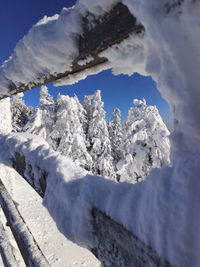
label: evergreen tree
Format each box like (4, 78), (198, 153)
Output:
(10, 93), (33, 132)
(118, 99), (170, 183)
(24, 86), (56, 147)
(82, 94), (93, 139)
(74, 94), (86, 127)
(50, 94), (92, 170)
(87, 90), (116, 179)
(108, 108), (124, 164)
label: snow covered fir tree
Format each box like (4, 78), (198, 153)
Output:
(24, 85), (56, 149)
(108, 108), (124, 181)
(11, 93), (33, 132)
(83, 90), (116, 179)
(50, 93), (92, 170)
(118, 99), (170, 183)
(10, 86), (170, 183)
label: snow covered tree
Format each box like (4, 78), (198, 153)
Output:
(82, 94), (93, 138)
(10, 93), (33, 132)
(74, 94), (87, 127)
(24, 86), (56, 147)
(108, 108), (124, 175)
(50, 94), (92, 170)
(118, 99), (170, 183)
(86, 90), (116, 179)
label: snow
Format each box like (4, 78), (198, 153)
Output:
(0, 98), (12, 134)
(117, 0), (200, 265)
(0, 156), (100, 267)
(78, 56), (94, 66)
(50, 1), (200, 266)
(100, 32), (147, 77)
(11, 93), (33, 132)
(0, 131), (170, 261)
(0, 6), (80, 95)
(108, 108), (123, 166)
(0, 0), (118, 95)
(24, 85), (56, 149)
(84, 90), (116, 179)
(0, 0), (200, 266)
(76, 0), (119, 17)
(54, 61), (111, 86)
(50, 93), (93, 170)
(118, 98), (170, 183)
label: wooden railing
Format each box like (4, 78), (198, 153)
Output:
(0, 2), (144, 100)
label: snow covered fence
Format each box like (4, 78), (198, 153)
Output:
(0, 132), (172, 266)
(0, 2), (143, 99)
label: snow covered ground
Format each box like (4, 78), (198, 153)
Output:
(0, 163), (100, 267)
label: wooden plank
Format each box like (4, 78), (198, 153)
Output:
(0, 179), (50, 267)
(0, 219), (18, 267)
(0, 2), (144, 100)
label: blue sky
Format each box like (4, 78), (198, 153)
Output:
(0, 0), (172, 128)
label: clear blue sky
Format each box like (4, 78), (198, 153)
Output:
(0, 0), (172, 128)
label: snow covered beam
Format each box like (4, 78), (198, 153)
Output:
(0, 179), (50, 266)
(0, 2), (143, 99)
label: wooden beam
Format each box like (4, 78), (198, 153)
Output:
(0, 219), (18, 267)
(0, 179), (50, 267)
(0, 2), (144, 99)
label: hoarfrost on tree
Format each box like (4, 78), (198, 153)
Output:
(24, 85), (56, 148)
(118, 99), (170, 183)
(108, 108), (124, 178)
(86, 90), (116, 179)
(50, 93), (92, 170)
(11, 93), (33, 132)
